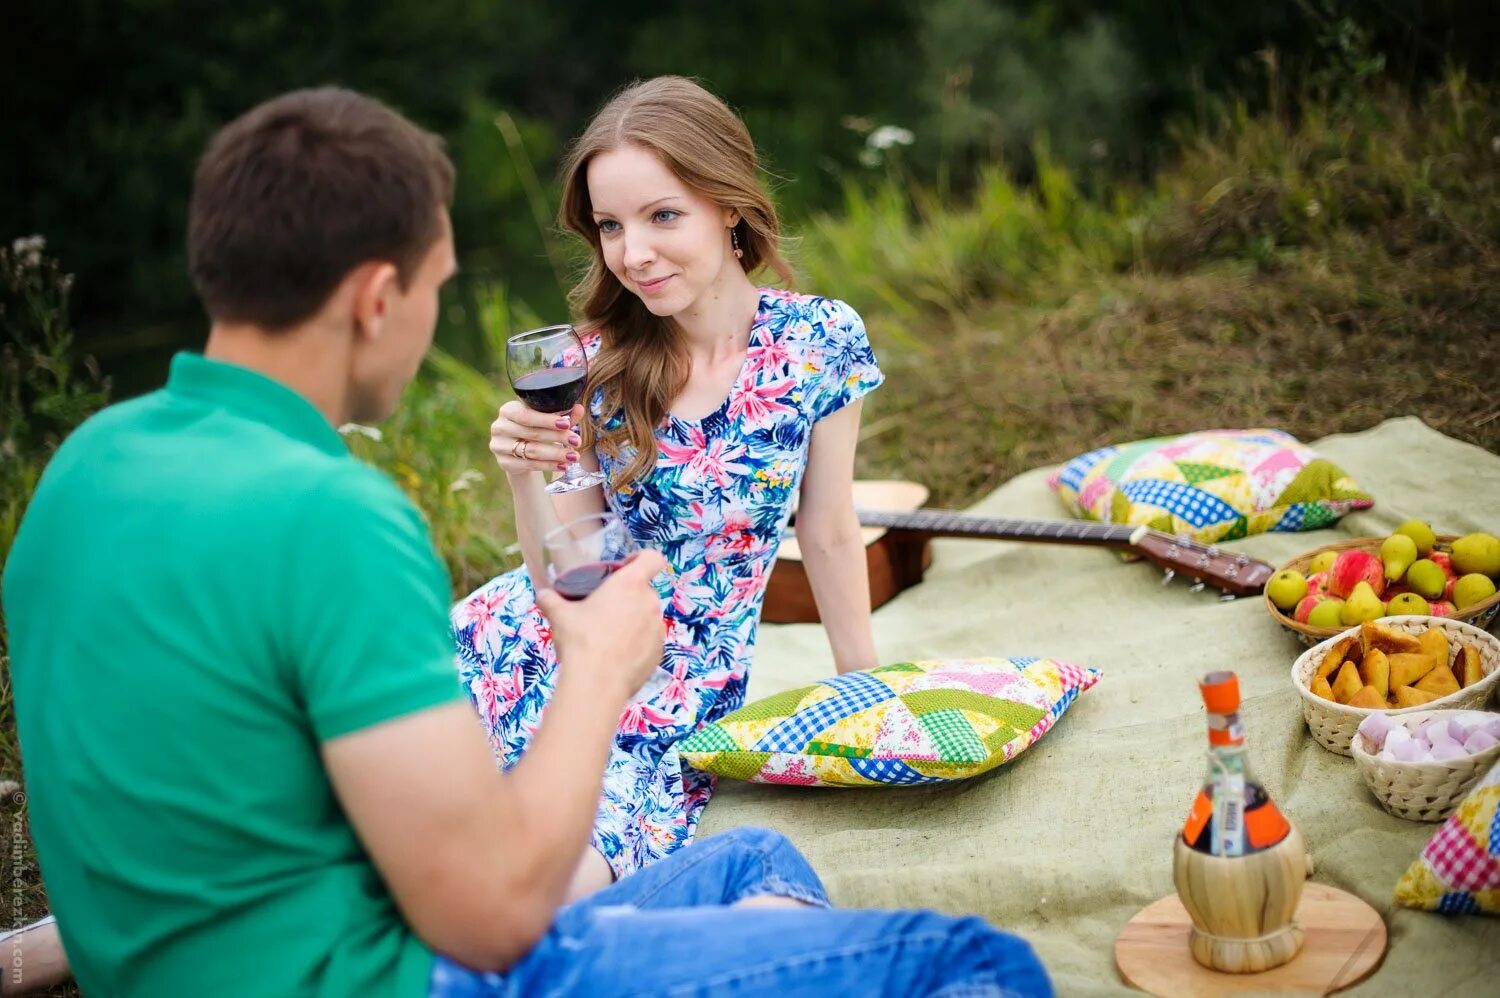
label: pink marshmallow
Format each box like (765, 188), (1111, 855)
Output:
(1421, 718), (1450, 742)
(1463, 730), (1499, 754)
(1386, 726), (1414, 750)
(1357, 712), (1397, 748)
(1484, 718), (1500, 740)
(1447, 719), (1470, 742)
(1392, 740), (1426, 762)
(1430, 742), (1469, 762)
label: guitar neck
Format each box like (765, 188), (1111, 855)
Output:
(856, 508), (1140, 549)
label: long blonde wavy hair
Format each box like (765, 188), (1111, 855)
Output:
(559, 76), (794, 486)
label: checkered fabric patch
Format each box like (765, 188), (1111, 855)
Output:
(847, 757), (943, 785)
(755, 672), (891, 753)
(1395, 759), (1500, 915)
(920, 709), (989, 763)
(678, 657), (1101, 788)
(1425, 822), (1500, 893)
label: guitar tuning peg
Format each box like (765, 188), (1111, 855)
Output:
(1188, 581), (1206, 593)
(1160, 569), (1176, 586)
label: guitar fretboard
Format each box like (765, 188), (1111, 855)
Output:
(855, 508), (1138, 547)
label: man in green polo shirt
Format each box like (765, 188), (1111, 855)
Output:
(2, 86), (669, 995)
(4, 87), (1051, 998)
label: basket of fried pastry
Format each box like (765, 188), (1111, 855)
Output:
(1290, 615), (1499, 756)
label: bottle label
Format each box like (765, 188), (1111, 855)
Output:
(1216, 774), (1246, 856)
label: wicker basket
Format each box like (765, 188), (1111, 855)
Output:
(1265, 535), (1500, 648)
(1350, 709), (1500, 821)
(1290, 615), (1500, 756)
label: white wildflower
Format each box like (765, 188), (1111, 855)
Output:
(867, 125), (914, 151)
(448, 469), (485, 493)
(338, 423), (383, 442)
(1304, 199), (1321, 218)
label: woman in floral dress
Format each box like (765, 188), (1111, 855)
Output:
(451, 77), (883, 894)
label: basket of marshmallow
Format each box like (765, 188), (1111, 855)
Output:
(1349, 709), (1500, 821)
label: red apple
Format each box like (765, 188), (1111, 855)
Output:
(1293, 595), (1323, 624)
(1430, 551), (1458, 580)
(1429, 600), (1457, 617)
(1306, 571), (1331, 596)
(1328, 549), (1386, 599)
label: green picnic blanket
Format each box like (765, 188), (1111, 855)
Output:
(697, 417), (1500, 996)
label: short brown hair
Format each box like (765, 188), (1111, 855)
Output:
(188, 87), (454, 330)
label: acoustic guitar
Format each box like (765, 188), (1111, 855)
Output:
(764, 480), (1277, 625)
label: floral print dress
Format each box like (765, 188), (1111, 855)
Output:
(451, 289), (883, 877)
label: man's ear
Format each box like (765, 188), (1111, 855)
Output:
(351, 261), (399, 342)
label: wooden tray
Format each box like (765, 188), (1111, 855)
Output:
(1116, 883), (1387, 997)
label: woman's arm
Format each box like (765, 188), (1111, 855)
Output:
(491, 401), (607, 586)
(795, 399), (880, 674)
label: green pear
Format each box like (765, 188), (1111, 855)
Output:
(1450, 532), (1500, 578)
(1308, 550), (1338, 575)
(1386, 592), (1431, 616)
(1266, 569), (1308, 611)
(1379, 533), (1418, 582)
(1307, 599), (1346, 629)
(1405, 559), (1447, 600)
(1393, 519), (1436, 556)
(1453, 573), (1498, 610)
(1340, 581), (1385, 625)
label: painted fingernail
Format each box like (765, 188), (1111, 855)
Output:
(567, 433), (582, 446)
(556, 462), (568, 471)
(554, 417), (571, 429)
(566, 451), (579, 462)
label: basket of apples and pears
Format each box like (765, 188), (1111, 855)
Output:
(1264, 522), (1500, 647)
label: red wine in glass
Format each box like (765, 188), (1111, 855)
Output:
(512, 366), (586, 414)
(506, 323), (605, 494)
(544, 513), (637, 601)
(551, 560), (625, 600)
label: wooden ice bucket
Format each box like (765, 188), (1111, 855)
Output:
(1170, 824), (1309, 973)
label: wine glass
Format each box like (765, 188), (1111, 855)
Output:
(505, 323), (605, 494)
(543, 512), (639, 600)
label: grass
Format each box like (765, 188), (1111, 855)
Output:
(2, 74), (1498, 992)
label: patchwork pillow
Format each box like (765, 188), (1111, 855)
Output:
(1047, 428), (1373, 545)
(1394, 756), (1500, 916)
(678, 657), (1100, 787)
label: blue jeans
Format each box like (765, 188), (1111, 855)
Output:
(429, 826), (1052, 997)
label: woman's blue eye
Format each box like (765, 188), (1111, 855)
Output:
(652, 209), (680, 223)
(597, 219), (621, 233)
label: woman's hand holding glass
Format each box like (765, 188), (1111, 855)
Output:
(489, 400), (584, 477)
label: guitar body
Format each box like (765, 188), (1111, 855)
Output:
(764, 481), (932, 624)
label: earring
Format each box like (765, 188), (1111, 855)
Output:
(730, 225), (744, 259)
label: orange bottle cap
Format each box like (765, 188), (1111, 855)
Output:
(1200, 671), (1240, 714)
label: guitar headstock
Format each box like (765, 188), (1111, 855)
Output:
(1133, 530), (1276, 598)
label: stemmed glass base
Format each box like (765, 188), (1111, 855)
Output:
(546, 468), (606, 494)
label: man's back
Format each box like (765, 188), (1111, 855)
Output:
(5, 353), (462, 996)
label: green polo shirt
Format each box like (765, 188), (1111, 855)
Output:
(4, 353), (464, 997)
